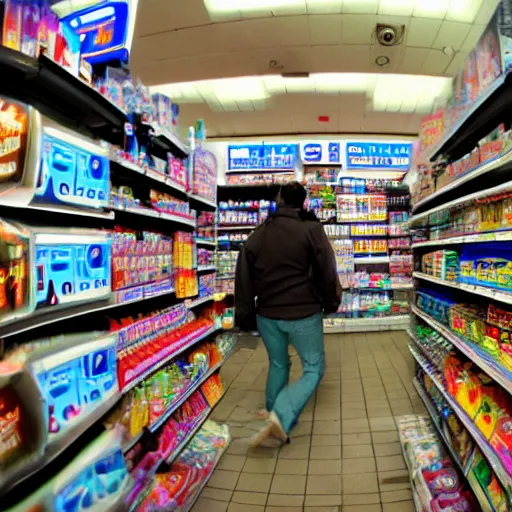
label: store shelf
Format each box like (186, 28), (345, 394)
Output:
(0, 201), (116, 221)
(198, 265), (216, 273)
(110, 204), (197, 229)
(420, 72), (511, 165)
(196, 238), (217, 247)
(152, 128), (190, 160)
(189, 194), (218, 211)
(149, 347), (236, 434)
(111, 157), (188, 197)
(0, 47), (127, 146)
(1, 391), (122, 497)
(398, 422), (423, 512)
(414, 272), (512, 305)
(353, 256), (390, 264)
(187, 296), (214, 308)
(218, 225), (257, 231)
(408, 342), (512, 498)
(410, 173), (512, 227)
(181, 436), (232, 512)
(411, 230), (512, 249)
(411, 305), (512, 394)
(122, 325), (219, 393)
(353, 284), (414, 291)
(324, 315), (409, 333)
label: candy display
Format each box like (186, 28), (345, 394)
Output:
(111, 303), (214, 390)
(353, 239), (388, 256)
(137, 420), (231, 512)
(216, 251), (238, 278)
(336, 194), (387, 222)
(197, 211), (216, 242)
(198, 272), (215, 298)
(351, 224), (387, 237)
(226, 172), (295, 186)
(421, 250), (459, 281)
(219, 200), (276, 227)
(397, 415), (477, 511)
(324, 224), (350, 238)
(174, 232), (198, 299)
(150, 190), (193, 219)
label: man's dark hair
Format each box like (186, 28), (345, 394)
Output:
(280, 182), (307, 209)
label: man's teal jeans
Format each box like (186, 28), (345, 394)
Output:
(256, 312), (325, 434)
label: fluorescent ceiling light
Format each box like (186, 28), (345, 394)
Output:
(204, 0), (484, 21)
(151, 73), (451, 114)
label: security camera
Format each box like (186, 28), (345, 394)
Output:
(376, 24), (404, 46)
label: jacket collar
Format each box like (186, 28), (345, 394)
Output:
(275, 206), (301, 219)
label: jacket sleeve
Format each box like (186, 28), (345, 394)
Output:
(309, 223), (342, 314)
(234, 245), (257, 331)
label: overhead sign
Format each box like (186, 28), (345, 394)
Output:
(300, 141), (341, 165)
(227, 144), (298, 171)
(346, 142), (412, 170)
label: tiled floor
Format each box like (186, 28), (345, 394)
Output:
(193, 331), (426, 512)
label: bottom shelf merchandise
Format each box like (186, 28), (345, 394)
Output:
(126, 374), (227, 507)
(397, 415), (478, 511)
(137, 420), (231, 511)
(323, 315), (410, 333)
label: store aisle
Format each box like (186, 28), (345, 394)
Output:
(191, 331), (426, 512)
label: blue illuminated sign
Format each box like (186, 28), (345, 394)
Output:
(35, 242), (112, 307)
(227, 144), (298, 171)
(59, 0), (137, 65)
(36, 134), (110, 209)
(300, 141), (341, 165)
(346, 142), (412, 170)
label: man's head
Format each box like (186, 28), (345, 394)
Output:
(280, 182), (307, 209)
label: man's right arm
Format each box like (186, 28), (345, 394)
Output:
(309, 223), (342, 314)
(234, 244), (257, 331)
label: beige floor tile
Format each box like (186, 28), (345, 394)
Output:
(376, 455), (407, 472)
(382, 501), (416, 512)
(308, 459), (342, 475)
(311, 434), (341, 446)
(227, 504), (264, 512)
(244, 457), (277, 474)
(208, 470), (240, 490)
(266, 494), (304, 507)
(342, 457), (376, 474)
(304, 494), (342, 506)
(231, 491), (268, 505)
(192, 498), (229, 512)
(310, 445), (341, 460)
(236, 473), (272, 493)
(378, 470), (411, 492)
(343, 505), (382, 512)
(342, 473), (379, 494)
(270, 475), (307, 495)
(219, 455), (246, 472)
(372, 431), (399, 444)
(278, 443), (310, 460)
(306, 474), (342, 495)
(342, 418), (370, 433)
(342, 493), (380, 505)
(291, 421), (312, 436)
(373, 442), (402, 457)
(380, 489), (413, 503)
(313, 421), (341, 435)
(342, 444), (374, 458)
(341, 409), (368, 419)
(200, 488), (233, 502)
(342, 433), (372, 445)
(369, 417), (397, 432)
(314, 408), (340, 421)
(304, 508), (340, 512)
(275, 458), (308, 475)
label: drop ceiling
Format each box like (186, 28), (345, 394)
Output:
(131, 0), (500, 138)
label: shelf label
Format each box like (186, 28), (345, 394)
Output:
(227, 144), (298, 170)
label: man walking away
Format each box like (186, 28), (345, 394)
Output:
(235, 182), (341, 446)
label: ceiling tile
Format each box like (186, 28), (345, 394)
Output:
(244, 18), (283, 48)
(460, 23), (486, 51)
(444, 51), (468, 76)
(398, 47), (429, 74)
(275, 16), (311, 46)
(474, 0), (501, 25)
(309, 15), (343, 45)
(405, 18), (442, 48)
(131, 30), (184, 62)
(422, 48), (452, 75)
(369, 44), (403, 72)
(445, 0), (484, 23)
(378, 0), (414, 16)
(432, 21), (471, 51)
(341, 14), (377, 44)
(338, 115), (363, 132)
(272, 0), (307, 15)
(135, 0), (212, 36)
(307, 0), (343, 14)
(342, 0), (379, 14)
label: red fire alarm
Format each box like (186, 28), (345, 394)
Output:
(318, 115), (330, 123)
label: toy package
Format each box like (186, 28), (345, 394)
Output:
(422, 250), (459, 281)
(174, 232), (198, 299)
